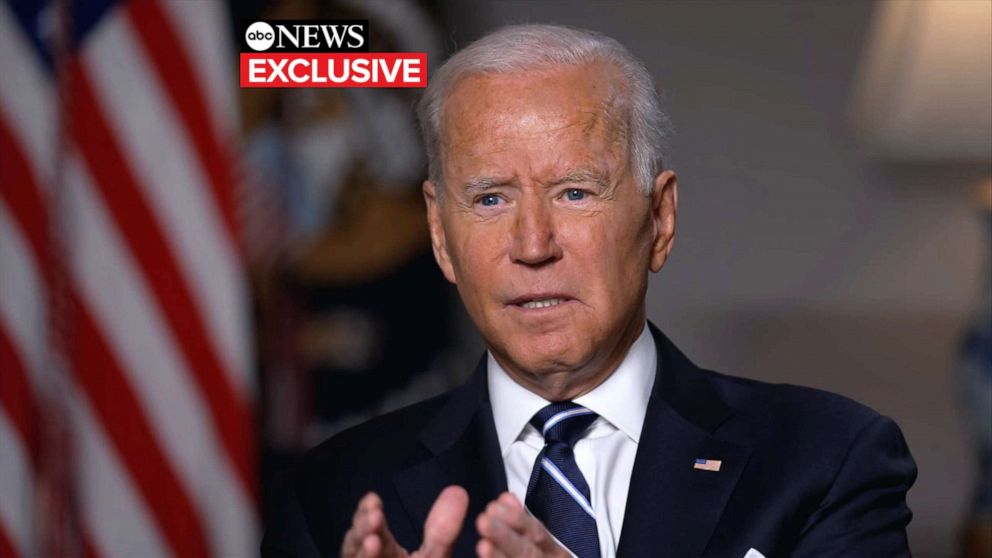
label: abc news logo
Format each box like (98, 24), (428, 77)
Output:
(241, 20), (369, 53)
(238, 19), (426, 88)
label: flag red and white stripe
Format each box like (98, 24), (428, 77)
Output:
(0, 1), (257, 556)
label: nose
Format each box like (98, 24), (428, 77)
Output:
(509, 195), (563, 265)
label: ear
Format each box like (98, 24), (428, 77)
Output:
(423, 180), (458, 284)
(649, 170), (678, 273)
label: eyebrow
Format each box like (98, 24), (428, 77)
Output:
(462, 176), (508, 195)
(460, 168), (609, 195)
(550, 168), (609, 188)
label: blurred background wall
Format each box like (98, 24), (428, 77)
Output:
(2, 1), (988, 557)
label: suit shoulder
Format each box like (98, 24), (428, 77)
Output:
(699, 368), (911, 494)
(294, 391), (451, 484)
(691, 370), (915, 555)
(268, 391), (459, 555)
(698, 367), (885, 434)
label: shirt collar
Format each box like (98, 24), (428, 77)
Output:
(488, 322), (656, 456)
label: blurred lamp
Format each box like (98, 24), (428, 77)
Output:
(850, 0), (992, 161)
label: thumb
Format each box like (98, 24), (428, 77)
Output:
(417, 485), (469, 557)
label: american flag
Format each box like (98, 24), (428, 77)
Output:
(0, 1), (257, 556)
(693, 458), (722, 472)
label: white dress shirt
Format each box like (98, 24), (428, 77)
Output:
(488, 323), (656, 558)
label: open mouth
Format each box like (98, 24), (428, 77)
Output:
(518, 297), (567, 309)
(507, 294), (573, 310)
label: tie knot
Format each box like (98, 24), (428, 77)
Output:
(530, 402), (598, 447)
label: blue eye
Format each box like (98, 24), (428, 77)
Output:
(479, 194), (501, 206)
(565, 189), (586, 201)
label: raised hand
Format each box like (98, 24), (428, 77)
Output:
(341, 486), (469, 558)
(475, 493), (572, 558)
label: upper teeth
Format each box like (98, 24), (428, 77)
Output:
(521, 298), (564, 309)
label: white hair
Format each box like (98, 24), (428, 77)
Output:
(416, 24), (671, 196)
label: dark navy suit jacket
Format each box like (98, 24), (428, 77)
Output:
(261, 324), (917, 557)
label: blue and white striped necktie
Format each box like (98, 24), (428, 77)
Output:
(525, 401), (601, 558)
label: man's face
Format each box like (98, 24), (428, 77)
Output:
(424, 63), (677, 397)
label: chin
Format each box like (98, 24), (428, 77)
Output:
(506, 338), (587, 375)
(481, 314), (595, 372)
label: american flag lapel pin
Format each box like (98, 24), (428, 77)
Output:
(693, 458), (722, 472)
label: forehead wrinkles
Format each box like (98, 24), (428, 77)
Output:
(440, 64), (632, 176)
(449, 117), (621, 189)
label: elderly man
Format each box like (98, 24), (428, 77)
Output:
(262, 24), (916, 558)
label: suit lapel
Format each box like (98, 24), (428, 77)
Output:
(393, 358), (507, 556)
(391, 324), (753, 556)
(617, 324), (754, 556)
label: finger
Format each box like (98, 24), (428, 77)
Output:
(490, 494), (568, 556)
(476, 504), (534, 558)
(345, 493), (407, 558)
(492, 493), (527, 532)
(488, 494), (537, 539)
(475, 537), (512, 558)
(418, 485), (469, 557)
(362, 533), (382, 557)
(368, 509), (403, 556)
(343, 493), (383, 557)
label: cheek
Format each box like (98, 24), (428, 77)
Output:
(561, 213), (650, 293)
(447, 221), (507, 297)
(560, 220), (613, 284)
